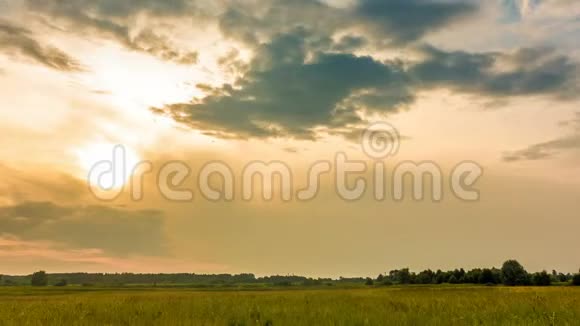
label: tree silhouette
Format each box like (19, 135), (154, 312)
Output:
(31, 271), (48, 287)
(501, 260), (529, 286)
(532, 271), (551, 286)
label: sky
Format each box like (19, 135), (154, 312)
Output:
(0, 0), (579, 277)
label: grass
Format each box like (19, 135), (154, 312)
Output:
(0, 286), (579, 325)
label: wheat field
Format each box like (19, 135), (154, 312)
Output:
(1, 286), (579, 325)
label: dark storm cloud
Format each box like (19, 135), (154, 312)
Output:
(153, 37), (578, 140)
(153, 30), (413, 139)
(20, 0), (483, 66)
(15, 0), (579, 141)
(26, 0), (192, 18)
(218, 0), (345, 46)
(333, 35), (368, 52)
(503, 113), (580, 162)
(355, 0), (478, 44)
(24, 0), (199, 65)
(0, 21), (83, 71)
(0, 202), (167, 256)
(411, 46), (578, 97)
(216, 0), (479, 47)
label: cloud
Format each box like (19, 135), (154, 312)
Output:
(0, 20), (83, 71)
(501, 0), (542, 22)
(503, 134), (580, 161)
(0, 236), (122, 266)
(503, 112), (580, 161)
(135, 29), (199, 64)
(154, 33), (577, 140)
(0, 235), (229, 274)
(218, 0), (345, 46)
(333, 35), (368, 52)
(0, 202), (167, 256)
(21, 0), (481, 64)
(218, 0), (479, 47)
(16, 0), (576, 141)
(26, 0), (193, 18)
(0, 164), (89, 204)
(24, 0), (200, 65)
(411, 45), (578, 98)
(153, 30), (412, 139)
(355, 0), (479, 44)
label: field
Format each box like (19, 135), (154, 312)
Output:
(0, 286), (579, 325)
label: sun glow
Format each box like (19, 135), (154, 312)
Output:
(78, 45), (210, 112)
(76, 143), (141, 190)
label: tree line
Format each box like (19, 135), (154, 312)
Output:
(3, 272), (312, 287)
(372, 260), (579, 287)
(2, 260), (580, 287)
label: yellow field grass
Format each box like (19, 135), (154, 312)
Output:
(0, 286), (579, 325)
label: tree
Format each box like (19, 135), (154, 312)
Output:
(532, 271), (551, 286)
(435, 270), (449, 284)
(416, 270), (435, 284)
(572, 274), (580, 286)
(448, 275), (459, 284)
(558, 273), (570, 283)
(389, 268), (412, 284)
(381, 279), (393, 286)
(501, 260), (529, 286)
(365, 278), (374, 286)
(3, 279), (15, 286)
(54, 279), (68, 287)
(452, 269), (466, 283)
(31, 271), (48, 287)
(464, 269), (482, 284)
(396, 268), (413, 284)
(479, 269), (496, 284)
(376, 274), (385, 282)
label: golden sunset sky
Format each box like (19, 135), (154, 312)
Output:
(0, 0), (579, 276)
